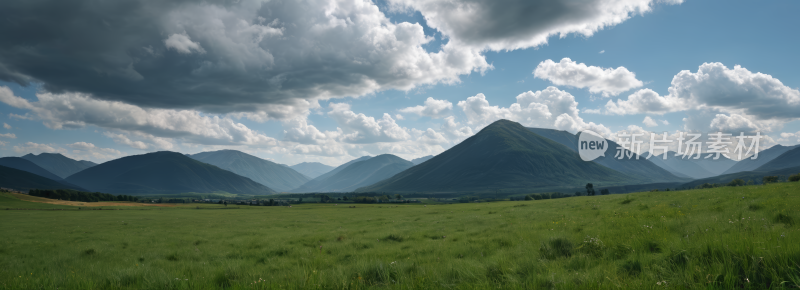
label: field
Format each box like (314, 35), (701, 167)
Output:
(1, 183), (799, 289)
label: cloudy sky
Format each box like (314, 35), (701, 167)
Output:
(1, 0), (798, 166)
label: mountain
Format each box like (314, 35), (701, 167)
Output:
(293, 154), (413, 192)
(358, 120), (646, 193)
(411, 155), (434, 165)
(66, 151), (275, 195)
(189, 150), (308, 192)
(21, 153), (97, 178)
(527, 128), (686, 182)
(0, 157), (64, 181)
(753, 146), (800, 172)
(724, 145), (799, 174)
(656, 151), (718, 179)
(289, 162), (334, 179)
(680, 165), (800, 189)
(291, 156), (372, 193)
(0, 165), (86, 192)
(646, 155), (693, 179)
(691, 155), (737, 175)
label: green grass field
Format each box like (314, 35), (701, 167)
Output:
(1, 183), (799, 289)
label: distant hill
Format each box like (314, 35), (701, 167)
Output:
(289, 162), (334, 179)
(528, 128), (686, 182)
(189, 150), (308, 192)
(66, 151), (275, 195)
(21, 153), (97, 178)
(691, 154), (737, 175)
(291, 156), (371, 193)
(646, 155), (693, 179)
(0, 165), (86, 192)
(358, 120), (645, 193)
(723, 145), (798, 174)
(754, 147), (800, 172)
(0, 157), (64, 181)
(294, 154), (413, 192)
(656, 151), (718, 179)
(680, 165), (800, 189)
(411, 155), (434, 165)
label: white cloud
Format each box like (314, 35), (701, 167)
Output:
(660, 120), (669, 125)
(13, 142), (64, 155)
(605, 88), (686, 115)
(164, 33), (207, 54)
(66, 142), (124, 161)
(8, 113), (32, 120)
(104, 132), (150, 150)
(395, 114), (405, 120)
(328, 103), (412, 144)
(778, 131), (800, 143)
(599, 50), (605, 54)
(457, 86), (612, 136)
(389, 0), (683, 51)
(605, 63), (800, 121)
(3, 123), (10, 129)
(533, 58), (643, 96)
(0, 88), (278, 147)
(0, 133), (15, 139)
(642, 116), (658, 127)
(398, 97), (453, 118)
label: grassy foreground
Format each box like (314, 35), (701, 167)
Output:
(0, 183), (799, 289)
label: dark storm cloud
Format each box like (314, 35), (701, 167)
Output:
(0, 0), (487, 114)
(389, 0), (683, 50)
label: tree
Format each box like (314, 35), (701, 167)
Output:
(395, 194), (403, 200)
(223, 201), (227, 207)
(600, 189), (610, 195)
(524, 195), (533, 201)
(763, 176), (779, 184)
(298, 197), (303, 203)
(586, 183), (595, 196)
(269, 199), (275, 206)
(342, 196), (348, 201)
(727, 179), (745, 187)
(789, 173), (800, 182)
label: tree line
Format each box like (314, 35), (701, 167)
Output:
(28, 189), (138, 202)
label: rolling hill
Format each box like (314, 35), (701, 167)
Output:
(527, 128), (686, 182)
(291, 156), (372, 193)
(189, 150), (308, 192)
(358, 120), (646, 193)
(293, 154), (413, 192)
(722, 144), (798, 174)
(0, 157), (64, 181)
(753, 146), (800, 172)
(0, 165), (86, 192)
(66, 151), (275, 195)
(289, 162), (334, 179)
(411, 155), (434, 165)
(21, 153), (96, 179)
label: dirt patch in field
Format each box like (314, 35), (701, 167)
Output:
(8, 192), (177, 207)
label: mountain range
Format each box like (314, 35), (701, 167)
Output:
(411, 155), (434, 165)
(0, 157), (65, 181)
(722, 144), (799, 174)
(0, 165), (86, 192)
(66, 151), (275, 195)
(291, 156), (372, 193)
(21, 153), (96, 179)
(527, 128), (686, 183)
(289, 162), (334, 179)
(189, 150), (308, 192)
(297, 154), (414, 192)
(753, 146), (800, 172)
(359, 120), (646, 193)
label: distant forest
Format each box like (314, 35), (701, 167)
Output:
(28, 189), (139, 202)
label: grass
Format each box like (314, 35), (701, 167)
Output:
(0, 182), (799, 289)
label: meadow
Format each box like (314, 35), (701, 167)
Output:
(0, 183), (799, 289)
